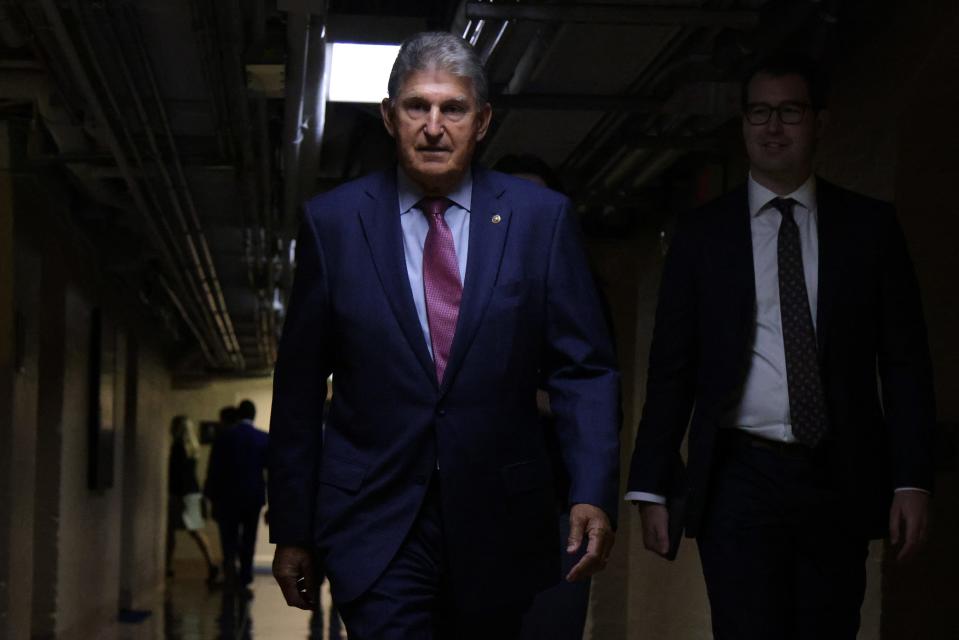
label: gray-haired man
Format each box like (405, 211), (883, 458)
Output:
(268, 31), (621, 638)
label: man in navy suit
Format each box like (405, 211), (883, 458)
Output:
(268, 32), (621, 638)
(205, 399), (269, 593)
(626, 54), (935, 638)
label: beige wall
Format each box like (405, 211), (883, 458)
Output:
(816, 2), (959, 638)
(118, 340), (173, 612)
(585, 226), (714, 640)
(0, 123), (176, 638)
(0, 120), (25, 639)
(53, 287), (125, 637)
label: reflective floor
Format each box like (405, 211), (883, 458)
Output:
(109, 562), (344, 640)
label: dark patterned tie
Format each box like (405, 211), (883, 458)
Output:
(774, 197), (829, 446)
(419, 197), (461, 384)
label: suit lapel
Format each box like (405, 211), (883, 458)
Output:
(440, 166), (511, 395)
(720, 186), (757, 326)
(815, 179), (840, 355)
(357, 170), (438, 387)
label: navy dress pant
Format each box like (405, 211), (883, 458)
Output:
(518, 512), (590, 640)
(697, 432), (869, 640)
(217, 506), (262, 587)
(337, 479), (531, 640)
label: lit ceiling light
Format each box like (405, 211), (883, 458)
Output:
(327, 42), (400, 103)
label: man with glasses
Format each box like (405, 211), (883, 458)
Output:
(626, 53), (935, 638)
(268, 32), (620, 638)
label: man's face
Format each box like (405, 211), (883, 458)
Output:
(742, 72), (824, 186)
(381, 68), (492, 195)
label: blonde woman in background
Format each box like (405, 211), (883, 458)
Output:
(167, 415), (219, 586)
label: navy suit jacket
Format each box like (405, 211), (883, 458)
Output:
(627, 178), (936, 540)
(205, 420), (269, 518)
(268, 166), (620, 609)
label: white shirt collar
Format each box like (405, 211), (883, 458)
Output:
(747, 172), (817, 217)
(397, 166), (473, 216)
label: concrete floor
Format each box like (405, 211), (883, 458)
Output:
(106, 562), (341, 640)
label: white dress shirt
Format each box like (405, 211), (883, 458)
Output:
(627, 174), (924, 505)
(397, 166), (471, 359)
(732, 173), (819, 443)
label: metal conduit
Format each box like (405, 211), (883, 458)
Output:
(187, 0), (234, 161)
(65, 0), (236, 368)
(40, 2), (225, 366)
(33, 0), (222, 365)
(226, 0), (274, 367)
(294, 12), (327, 213)
(157, 274), (217, 366)
(116, 4), (246, 369)
(281, 9), (310, 229)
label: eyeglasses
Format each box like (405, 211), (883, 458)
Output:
(744, 102), (810, 125)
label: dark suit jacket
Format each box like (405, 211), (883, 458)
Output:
(627, 178), (936, 540)
(204, 420), (269, 518)
(268, 166), (620, 609)
(169, 442), (200, 497)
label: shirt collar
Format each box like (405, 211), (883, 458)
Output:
(397, 165), (473, 215)
(747, 172), (817, 217)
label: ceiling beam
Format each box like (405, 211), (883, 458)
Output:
(465, 3), (760, 29)
(625, 135), (720, 151)
(492, 93), (660, 112)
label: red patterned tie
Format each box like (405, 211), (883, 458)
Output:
(419, 197), (462, 384)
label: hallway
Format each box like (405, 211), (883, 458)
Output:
(107, 563), (338, 640)
(3, 1), (959, 638)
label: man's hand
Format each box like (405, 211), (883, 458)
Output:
(565, 503), (615, 582)
(889, 491), (930, 563)
(273, 544), (318, 610)
(638, 502), (670, 557)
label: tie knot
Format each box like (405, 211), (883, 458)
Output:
(771, 197), (797, 221)
(418, 197), (453, 223)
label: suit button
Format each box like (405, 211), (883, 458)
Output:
(437, 408), (446, 416)
(414, 474), (427, 485)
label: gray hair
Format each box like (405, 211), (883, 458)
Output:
(387, 31), (489, 106)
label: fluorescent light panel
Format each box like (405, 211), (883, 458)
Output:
(328, 42), (400, 103)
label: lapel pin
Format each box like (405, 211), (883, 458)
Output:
(491, 214), (502, 224)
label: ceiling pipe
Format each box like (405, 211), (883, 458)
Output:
(293, 12), (328, 215)
(479, 19), (510, 65)
(225, 0), (274, 367)
(81, 1), (238, 368)
(561, 23), (700, 178)
(33, 0), (221, 365)
(188, 0), (274, 367)
(117, 3), (246, 369)
(279, 3), (310, 231)
(157, 273), (217, 366)
(575, 0), (807, 198)
(478, 19), (560, 166)
(278, 1), (328, 235)
(49, 5), (226, 366)
(464, 3), (760, 29)
(187, 0), (234, 161)
(254, 93), (277, 367)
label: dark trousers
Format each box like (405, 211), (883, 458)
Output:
(518, 511), (590, 640)
(217, 506), (262, 586)
(338, 480), (531, 640)
(697, 432), (869, 640)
